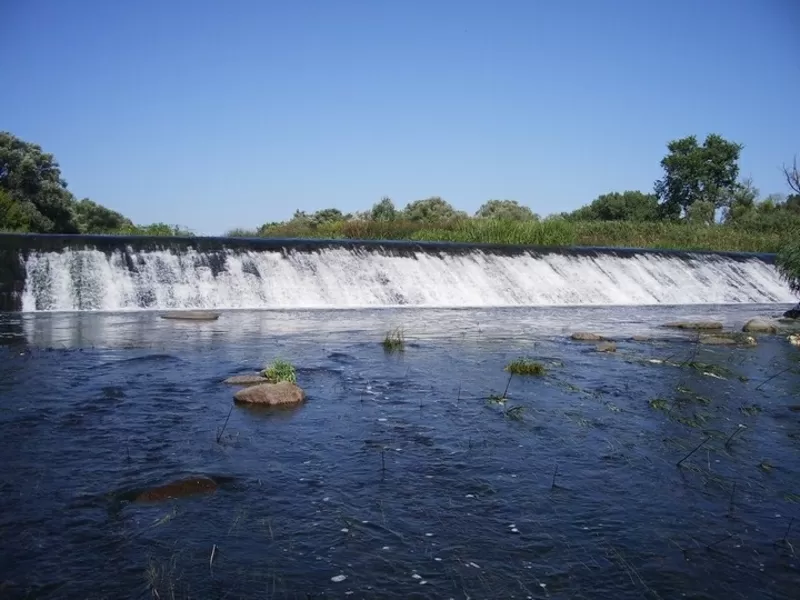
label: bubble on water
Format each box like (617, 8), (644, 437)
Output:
(412, 573), (422, 580)
(340, 528), (349, 533)
(331, 574), (347, 583)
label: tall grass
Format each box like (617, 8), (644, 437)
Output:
(251, 218), (796, 253)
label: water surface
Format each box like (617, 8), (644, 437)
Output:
(1, 306), (798, 599)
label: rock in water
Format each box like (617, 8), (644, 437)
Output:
(699, 333), (757, 347)
(789, 333), (800, 347)
(663, 321), (723, 330)
(223, 374), (268, 386)
(234, 381), (306, 406)
(742, 318), (779, 334)
(570, 332), (604, 341)
(160, 311), (221, 321)
(134, 476), (218, 503)
(784, 304), (800, 319)
(596, 342), (617, 353)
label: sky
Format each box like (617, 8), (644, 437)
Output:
(2, 0), (799, 235)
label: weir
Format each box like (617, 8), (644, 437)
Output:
(0, 233), (794, 312)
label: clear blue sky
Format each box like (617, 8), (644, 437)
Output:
(2, 0), (799, 235)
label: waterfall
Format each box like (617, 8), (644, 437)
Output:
(13, 242), (794, 312)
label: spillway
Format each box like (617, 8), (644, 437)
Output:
(0, 234), (793, 312)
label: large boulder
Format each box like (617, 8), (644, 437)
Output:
(234, 381), (306, 406)
(742, 318), (779, 334)
(784, 304), (800, 319)
(571, 332), (604, 341)
(663, 321), (723, 330)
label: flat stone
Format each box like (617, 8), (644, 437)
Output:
(223, 374), (268, 386)
(596, 342), (617, 353)
(663, 321), (724, 330)
(160, 310), (221, 321)
(571, 332), (604, 341)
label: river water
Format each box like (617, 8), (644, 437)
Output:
(1, 305), (798, 599)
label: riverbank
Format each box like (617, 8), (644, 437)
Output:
(233, 219), (794, 254)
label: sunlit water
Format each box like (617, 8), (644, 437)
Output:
(1, 305), (798, 599)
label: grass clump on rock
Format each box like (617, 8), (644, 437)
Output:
(504, 358), (547, 376)
(262, 359), (296, 384)
(382, 328), (405, 352)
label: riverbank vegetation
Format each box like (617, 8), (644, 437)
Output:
(2, 130), (798, 257)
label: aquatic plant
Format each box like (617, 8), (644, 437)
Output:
(382, 328), (405, 352)
(504, 358), (547, 376)
(262, 358), (297, 383)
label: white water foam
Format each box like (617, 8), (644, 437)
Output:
(19, 246), (795, 312)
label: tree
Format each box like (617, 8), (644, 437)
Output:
(568, 191), (659, 222)
(654, 134), (743, 219)
(73, 198), (133, 233)
(721, 178), (759, 223)
(0, 189), (31, 231)
(783, 156), (800, 195)
(776, 239), (800, 296)
(402, 197), (467, 222)
(475, 199), (538, 221)
(310, 208), (348, 226)
(0, 131), (79, 233)
(369, 197), (397, 221)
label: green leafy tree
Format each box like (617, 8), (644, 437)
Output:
(685, 199), (715, 225)
(370, 196), (398, 221)
(310, 208), (348, 226)
(402, 197), (467, 222)
(0, 131), (79, 233)
(654, 134), (743, 219)
(722, 178), (758, 223)
(73, 198), (133, 233)
(776, 240), (800, 296)
(0, 189), (31, 231)
(475, 199), (538, 221)
(569, 191), (659, 222)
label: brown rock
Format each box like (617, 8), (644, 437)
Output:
(223, 374), (267, 386)
(571, 332), (604, 341)
(134, 476), (218, 503)
(742, 318), (778, 334)
(160, 310), (221, 321)
(596, 342), (617, 353)
(631, 335), (651, 342)
(234, 381), (306, 406)
(663, 321), (723, 330)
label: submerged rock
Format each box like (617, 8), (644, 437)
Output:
(234, 381), (306, 406)
(742, 318), (779, 334)
(570, 332), (604, 341)
(663, 321), (723, 331)
(596, 342), (617, 353)
(631, 335), (652, 342)
(699, 333), (757, 347)
(223, 374), (268, 386)
(789, 333), (800, 347)
(134, 476), (218, 503)
(160, 310), (221, 321)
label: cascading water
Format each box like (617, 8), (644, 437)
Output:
(15, 243), (795, 312)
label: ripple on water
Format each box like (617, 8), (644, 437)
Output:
(0, 306), (798, 598)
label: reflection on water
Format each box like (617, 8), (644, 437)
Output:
(0, 303), (794, 349)
(0, 306), (798, 599)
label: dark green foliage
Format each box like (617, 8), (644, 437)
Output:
(0, 189), (31, 232)
(654, 134), (743, 219)
(504, 358), (547, 376)
(73, 198), (134, 233)
(567, 191), (659, 222)
(370, 197), (397, 221)
(475, 199), (538, 221)
(0, 131), (79, 233)
(382, 328), (405, 352)
(402, 197), (467, 222)
(776, 239), (800, 295)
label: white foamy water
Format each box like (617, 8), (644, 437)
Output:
(19, 246), (795, 312)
